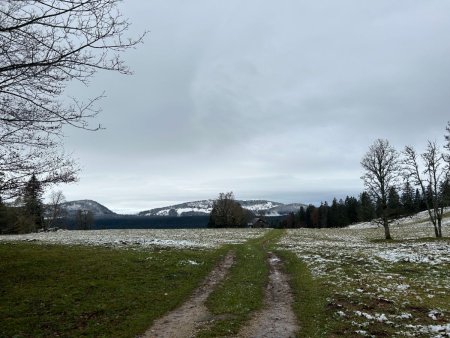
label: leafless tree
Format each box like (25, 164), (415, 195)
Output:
(361, 139), (400, 239)
(0, 0), (145, 197)
(403, 142), (448, 238)
(46, 190), (67, 229)
(208, 192), (248, 228)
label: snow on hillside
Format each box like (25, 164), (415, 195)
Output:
(139, 200), (214, 216)
(238, 200), (282, 211)
(60, 200), (116, 216)
(348, 208), (450, 230)
(0, 228), (268, 249)
(138, 199), (306, 217)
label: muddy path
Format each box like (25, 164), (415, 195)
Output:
(143, 251), (235, 338)
(238, 252), (299, 338)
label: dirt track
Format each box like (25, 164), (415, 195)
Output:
(144, 250), (298, 338)
(143, 251), (235, 338)
(238, 252), (298, 338)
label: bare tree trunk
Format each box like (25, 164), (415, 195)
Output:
(383, 217), (392, 240)
(433, 222), (439, 238)
(437, 217), (442, 238)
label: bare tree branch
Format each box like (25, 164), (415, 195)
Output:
(361, 139), (400, 239)
(0, 0), (146, 197)
(402, 142), (446, 238)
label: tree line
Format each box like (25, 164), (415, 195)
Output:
(278, 183), (447, 229)
(207, 185), (440, 230)
(0, 175), (94, 234)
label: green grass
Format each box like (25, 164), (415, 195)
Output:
(0, 243), (225, 338)
(276, 246), (450, 337)
(5, 229), (445, 338)
(197, 229), (283, 337)
(275, 249), (331, 338)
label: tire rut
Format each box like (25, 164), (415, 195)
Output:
(142, 251), (235, 338)
(238, 252), (299, 338)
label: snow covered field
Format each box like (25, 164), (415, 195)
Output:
(0, 228), (268, 249)
(279, 221), (450, 337)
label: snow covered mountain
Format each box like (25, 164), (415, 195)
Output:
(60, 200), (116, 216)
(138, 200), (308, 217)
(138, 200), (215, 217)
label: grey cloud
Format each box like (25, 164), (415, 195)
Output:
(58, 0), (450, 212)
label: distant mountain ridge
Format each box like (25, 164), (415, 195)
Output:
(138, 199), (308, 217)
(58, 199), (308, 218)
(60, 200), (116, 216)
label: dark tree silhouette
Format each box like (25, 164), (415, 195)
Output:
(208, 192), (248, 228)
(358, 191), (375, 222)
(401, 181), (415, 214)
(0, 0), (145, 197)
(23, 174), (44, 231)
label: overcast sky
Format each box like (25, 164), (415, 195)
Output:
(56, 0), (450, 213)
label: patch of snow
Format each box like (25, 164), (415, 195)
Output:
(0, 229), (268, 249)
(406, 323), (450, 337)
(396, 313), (413, 320)
(355, 330), (369, 336)
(429, 310), (442, 321)
(179, 259), (200, 266)
(396, 284), (410, 291)
(278, 220), (450, 337)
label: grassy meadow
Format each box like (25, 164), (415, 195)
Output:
(0, 243), (225, 337)
(0, 218), (449, 337)
(279, 223), (450, 337)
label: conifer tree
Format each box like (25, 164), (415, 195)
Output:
(401, 181), (415, 214)
(440, 180), (450, 208)
(414, 188), (425, 212)
(345, 196), (359, 224)
(387, 186), (401, 217)
(296, 206), (306, 227)
(0, 196), (7, 233)
(319, 202), (329, 228)
(336, 199), (349, 227)
(328, 198), (338, 227)
(358, 192), (375, 222)
(23, 174), (44, 231)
